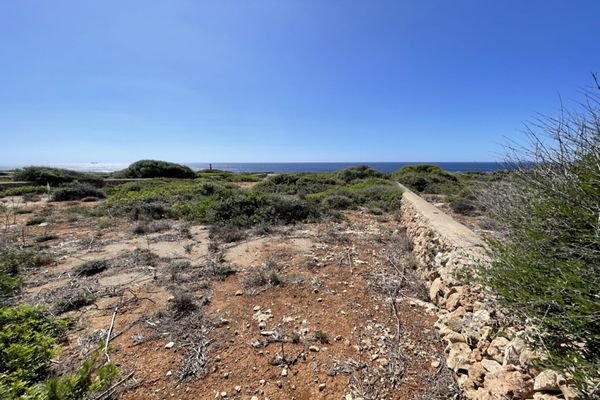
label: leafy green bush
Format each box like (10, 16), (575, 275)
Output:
(50, 183), (105, 202)
(113, 160), (196, 179)
(336, 165), (385, 183)
(480, 87), (600, 396)
(12, 167), (101, 186)
(103, 179), (233, 220)
(308, 178), (403, 211)
(254, 173), (339, 195)
(0, 186), (46, 198)
(196, 169), (262, 182)
(0, 306), (69, 398)
(36, 351), (118, 400)
(0, 249), (35, 302)
(206, 192), (320, 227)
(394, 164), (461, 194)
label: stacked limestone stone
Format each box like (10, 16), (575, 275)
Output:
(399, 188), (578, 400)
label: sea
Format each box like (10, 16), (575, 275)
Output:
(0, 162), (510, 174)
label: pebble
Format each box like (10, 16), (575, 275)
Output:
(253, 306), (261, 311)
(309, 345), (320, 352)
(234, 385), (242, 393)
(259, 379), (266, 385)
(281, 368), (288, 377)
(317, 298), (323, 302)
(431, 360), (441, 368)
(318, 383), (326, 391)
(164, 341), (175, 349)
(235, 290), (243, 296)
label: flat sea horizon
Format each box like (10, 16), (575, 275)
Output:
(0, 161), (510, 174)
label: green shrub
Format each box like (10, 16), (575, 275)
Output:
(73, 260), (109, 276)
(36, 351), (118, 400)
(206, 192), (320, 227)
(336, 165), (385, 183)
(254, 173), (339, 195)
(394, 164), (461, 194)
(308, 179), (403, 211)
(0, 305), (69, 398)
(0, 249), (35, 302)
(0, 186), (46, 198)
(449, 197), (477, 216)
(480, 86), (600, 396)
(113, 160), (196, 179)
(51, 183), (105, 202)
(196, 169), (262, 182)
(322, 194), (354, 210)
(12, 167), (101, 186)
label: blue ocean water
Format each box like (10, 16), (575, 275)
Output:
(189, 162), (509, 173)
(0, 162), (510, 174)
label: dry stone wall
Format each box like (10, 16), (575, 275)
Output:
(398, 186), (579, 400)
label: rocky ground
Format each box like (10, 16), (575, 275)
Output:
(1, 195), (464, 399)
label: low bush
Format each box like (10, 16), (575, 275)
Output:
(34, 233), (58, 243)
(0, 305), (69, 398)
(73, 260), (109, 276)
(12, 167), (101, 186)
(26, 216), (46, 226)
(449, 197), (477, 216)
(51, 183), (105, 202)
(394, 164), (461, 194)
(336, 165), (386, 183)
(0, 249), (35, 302)
(209, 225), (246, 242)
(254, 173), (339, 195)
(196, 169), (262, 182)
(0, 185), (46, 198)
(54, 290), (96, 314)
(113, 160), (196, 179)
(206, 192), (320, 227)
(308, 179), (403, 212)
(131, 220), (171, 235)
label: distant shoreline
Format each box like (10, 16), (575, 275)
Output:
(0, 161), (510, 174)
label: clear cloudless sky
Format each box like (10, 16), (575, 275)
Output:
(1, 0), (599, 165)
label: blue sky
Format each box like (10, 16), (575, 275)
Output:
(1, 1), (599, 165)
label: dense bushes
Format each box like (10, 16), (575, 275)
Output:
(0, 249), (35, 303)
(206, 192), (320, 227)
(395, 164), (461, 194)
(336, 165), (385, 182)
(51, 183), (105, 201)
(307, 178), (403, 212)
(113, 160), (196, 179)
(0, 306), (117, 399)
(480, 86), (600, 395)
(196, 169), (262, 182)
(0, 306), (69, 398)
(254, 173), (338, 195)
(0, 186), (47, 198)
(12, 167), (100, 186)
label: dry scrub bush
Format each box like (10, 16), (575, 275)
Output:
(480, 81), (600, 396)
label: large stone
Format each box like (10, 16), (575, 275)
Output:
(465, 362), (487, 389)
(533, 370), (561, 392)
(483, 367), (533, 398)
(481, 358), (502, 373)
(447, 342), (472, 372)
(486, 336), (509, 363)
(429, 277), (448, 304)
(445, 292), (462, 312)
(445, 306), (467, 332)
(503, 337), (527, 365)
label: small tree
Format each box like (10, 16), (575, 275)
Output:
(480, 79), (600, 396)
